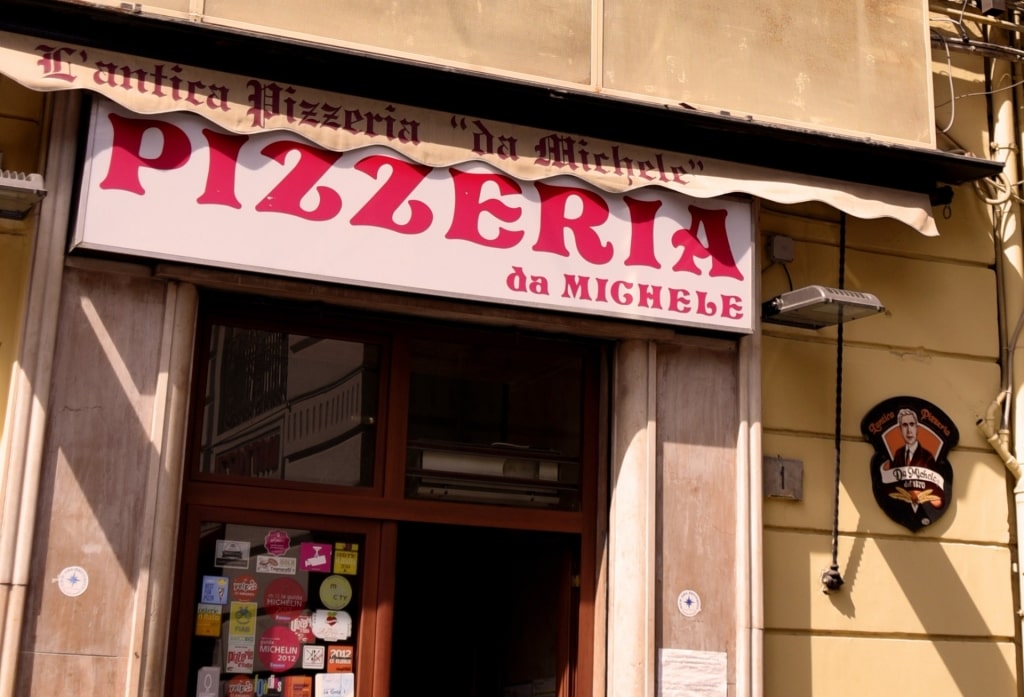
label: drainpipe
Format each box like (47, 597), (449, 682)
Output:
(978, 394), (1024, 684)
(980, 23), (1024, 696)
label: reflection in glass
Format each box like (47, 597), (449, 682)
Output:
(200, 326), (380, 487)
(406, 336), (585, 510)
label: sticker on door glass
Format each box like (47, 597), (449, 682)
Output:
(264, 529), (292, 556)
(226, 675), (255, 697)
(333, 543), (359, 575)
(303, 644), (326, 670)
(264, 577), (307, 622)
(229, 601), (258, 638)
(319, 575), (353, 610)
(215, 540), (251, 569)
(311, 609), (352, 641)
(258, 625), (302, 672)
(301, 542), (332, 573)
(315, 672), (354, 697)
(201, 575), (229, 605)
(196, 666), (219, 697)
(232, 574), (259, 602)
(284, 675), (313, 697)
(289, 611), (315, 643)
(257, 555), (297, 575)
(327, 644), (354, 672)
(195, 603), (222, 637)
(226, 637), (256, 673)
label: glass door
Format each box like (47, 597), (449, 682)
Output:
(171, 507), (382, 697)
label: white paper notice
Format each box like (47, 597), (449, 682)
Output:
(658, 648), (727, 697)
(315, 672), (354, 697)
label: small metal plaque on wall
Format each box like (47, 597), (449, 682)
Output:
(860, 396), (959, 532)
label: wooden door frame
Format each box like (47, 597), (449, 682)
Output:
(168, 292), (604, 697)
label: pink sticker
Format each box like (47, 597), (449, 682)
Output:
(300, 542), (332, 572)
(258, 625), (301, 673)
(264, 529), (291, 556)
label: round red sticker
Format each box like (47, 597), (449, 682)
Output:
(232, 575), (258, 602)
(258, 625), (301, 672)
(263, 577), (307, 621)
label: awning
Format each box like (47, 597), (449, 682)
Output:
(1, 29), (939, 235)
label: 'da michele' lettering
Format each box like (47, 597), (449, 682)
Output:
(506, 267), (551, 296)
(451, 117), (519, 160)
(561, 274), (744, 319)
(533, 134), (703, 186)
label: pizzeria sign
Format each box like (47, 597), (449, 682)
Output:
(73, 99), (753, 332)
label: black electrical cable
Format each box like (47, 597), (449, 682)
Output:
(822, 214), (847, 593)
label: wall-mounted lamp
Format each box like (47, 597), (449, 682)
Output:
(762, 285), (884, 330)
(0, 164), (47, 221)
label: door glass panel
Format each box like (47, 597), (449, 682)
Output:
(186, 521), (365, 697)
(199, 325), (380, 487)
(405, 336), (585, 510)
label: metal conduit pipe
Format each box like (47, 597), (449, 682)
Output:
(930, 0), (1024, 34)
(978, 393), (1021, 479)
(932, 35), (1024, 62)
(982, 22), (1024, 696)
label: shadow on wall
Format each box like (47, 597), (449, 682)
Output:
(821, 535), (1013, 695)
(18, 267), (170, 686)
(765, 505), (1017, 696)
(870, 536), (1016, 695)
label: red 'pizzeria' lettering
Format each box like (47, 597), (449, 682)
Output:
(255, 140), (342, 221)
(533, 182), (613, 265)
(672, 206), (743, 279)
(444, 168), (524, 248)
(349, 154), (432, 234)
(197, 129), (247, 209)
(99, 113), (191, 194)
(96, 112), (746, 286)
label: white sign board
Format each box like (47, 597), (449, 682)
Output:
(74, 100), (753, 332)
(658, 649), (727, 697)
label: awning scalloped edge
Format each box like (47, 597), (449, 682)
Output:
(0, 29), (937, 236)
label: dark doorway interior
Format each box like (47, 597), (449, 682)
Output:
(390, 523), (577, 697)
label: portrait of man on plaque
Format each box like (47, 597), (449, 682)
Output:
(861, 397), (959, 532)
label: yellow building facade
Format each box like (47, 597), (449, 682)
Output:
(0, 2), (1019, 696)
(0, 78), (45, 441)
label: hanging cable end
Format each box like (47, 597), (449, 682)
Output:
(821, 564), (845, 594)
